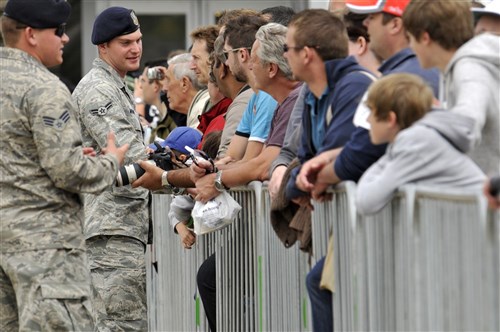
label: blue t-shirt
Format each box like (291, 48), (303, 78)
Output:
(235, 90), (277, 142)
(305, 87), (329, 152)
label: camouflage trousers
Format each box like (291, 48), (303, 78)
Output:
(0, 248), (94, 331)
(86, 235), (147, 332)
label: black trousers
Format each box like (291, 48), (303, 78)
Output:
(197, 253), (216, 332)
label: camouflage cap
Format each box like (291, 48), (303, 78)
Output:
(91, 7), (140, 45)
(3, 0), (71, 28)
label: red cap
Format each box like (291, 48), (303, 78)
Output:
(345, 0), (411, 17)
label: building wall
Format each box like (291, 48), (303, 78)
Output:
(80, 0), (315, 76)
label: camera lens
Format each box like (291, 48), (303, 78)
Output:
(116, 161), (152, 186)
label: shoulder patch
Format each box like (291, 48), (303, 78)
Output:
(43, 110), (70, 131)
(90, 102), (113, 116)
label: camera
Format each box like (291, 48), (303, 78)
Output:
(490, 176), (500, 197)
(147, 67), (164, 81)
(185, 146), (216, 174)
(116, 142), (176, 186)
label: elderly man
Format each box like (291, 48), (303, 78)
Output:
(164, 53), (206, 129)
(0, 0), (128, 330)
(72, 7), (149, 331)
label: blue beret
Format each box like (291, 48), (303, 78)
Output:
(3, 0), (71, 28)
(91, 7), (140, 45)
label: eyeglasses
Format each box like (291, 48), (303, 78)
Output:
(16, 23), (66, 38)
(283, 44), (304, 53)
(222, 47), (251, 62)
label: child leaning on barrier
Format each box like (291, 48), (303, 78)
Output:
(168, 130), (222, 249)
(356, 73), (486, 215)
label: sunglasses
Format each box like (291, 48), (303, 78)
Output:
(283, 44), (320, 53)
(282, 44), (304, 53)
(222, 47), (251, 62)
(16, 23), (66, 38)
(54, 24), (66, 38)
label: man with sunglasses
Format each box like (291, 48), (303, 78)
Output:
(0, 0), (130, 330)
(72, 6), (149, 331)
(281, 9), (379, 332)
(216, 14), (277, 166)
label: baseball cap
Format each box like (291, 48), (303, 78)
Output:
(150, 127), (202, 154)
(3, 0), (71, 28)
(472, 0), (500, 18)
(91, 7), (140, 45)
(346, 0), (410, 17)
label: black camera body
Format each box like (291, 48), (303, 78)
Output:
(116, 143), (176, 187)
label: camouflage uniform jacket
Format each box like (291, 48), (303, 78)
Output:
(72, 58), (150, 244)
(0, 48), (119, 254)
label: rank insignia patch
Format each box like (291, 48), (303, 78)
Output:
(90, 102), (112, 116)
(43, 110), (70, 130)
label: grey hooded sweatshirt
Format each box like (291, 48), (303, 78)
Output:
(441, 33), (500, 174)
(356, 110), (486, 215)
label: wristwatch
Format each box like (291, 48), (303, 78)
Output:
(214, 170), (228, 192)
(134, 96), (144, 105)
(161, 171), (173, 189)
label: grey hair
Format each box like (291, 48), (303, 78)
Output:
(255, 23), (292, 80)
(167, 53), (206, 90)
(213, 34), (225, 66)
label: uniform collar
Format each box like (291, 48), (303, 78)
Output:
(93, 57), (128, 91)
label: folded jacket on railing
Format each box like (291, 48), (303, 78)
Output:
(270, 158), (312, 253)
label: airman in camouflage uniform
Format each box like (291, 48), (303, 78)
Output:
(72, 6), (150, 331)
(0, 0), (128, 331)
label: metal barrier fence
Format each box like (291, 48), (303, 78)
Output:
(146, 182), (499, 331)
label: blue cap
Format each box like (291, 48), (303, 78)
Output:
(3, 0), (71, 28)
(150, 127), (202, 154)
(91, 7), (140, 45)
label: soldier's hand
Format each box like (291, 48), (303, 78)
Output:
(102, 131), (129, 166)
(82, 147), (96, 157)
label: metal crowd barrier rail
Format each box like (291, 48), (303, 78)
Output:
(311, 182), (499, 331)
(146, 182), (499, 331)
(257, 183), (310, 332)
(397, 187), (498, 331)
(147, 193), (217, 332)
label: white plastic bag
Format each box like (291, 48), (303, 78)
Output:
(192, 191), (242, 235)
